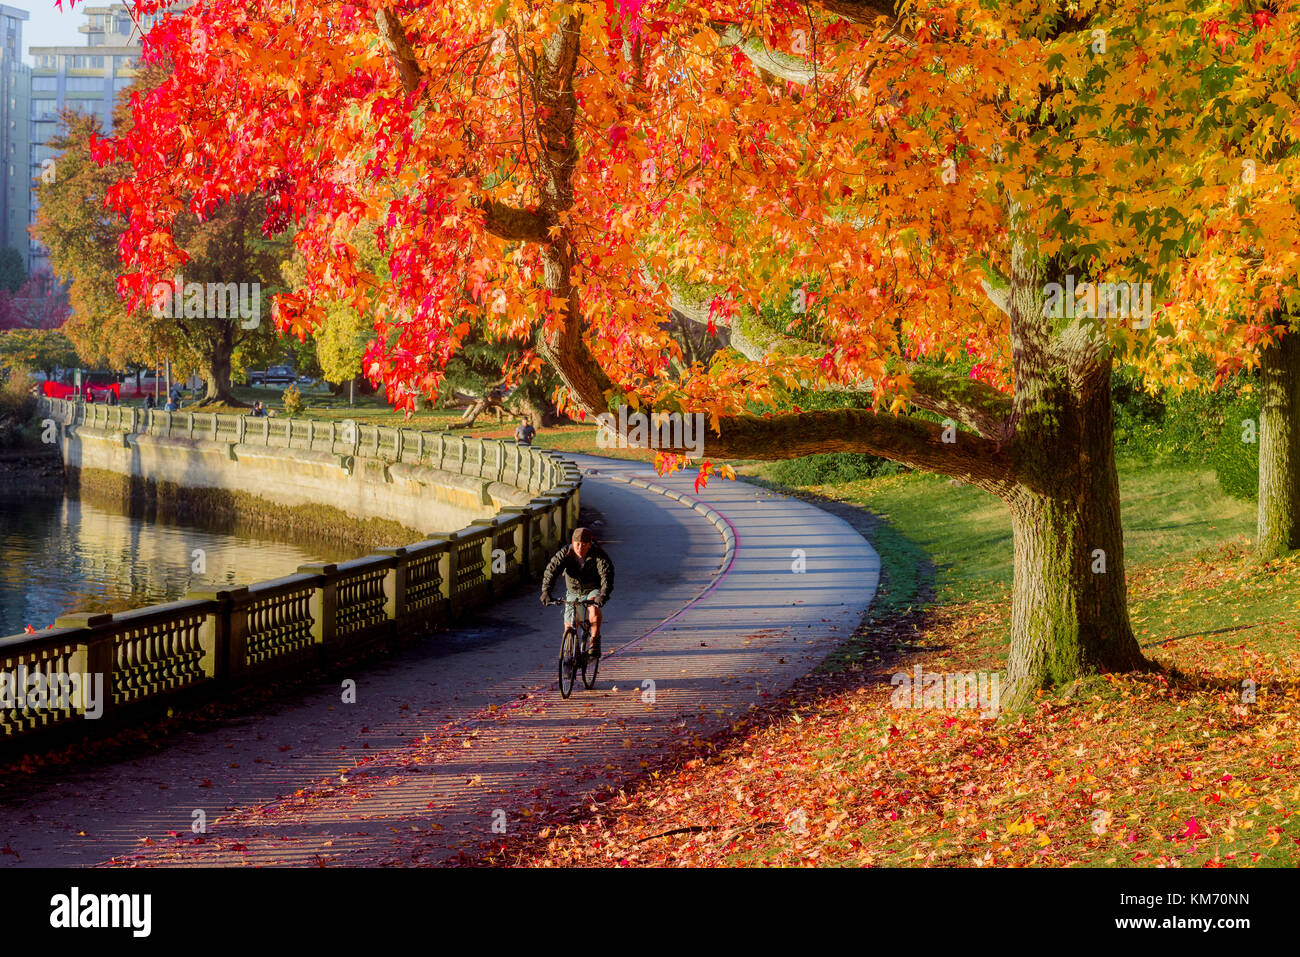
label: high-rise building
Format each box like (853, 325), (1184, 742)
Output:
(0, 6), (30, 273)
(27, 3), (186, 276)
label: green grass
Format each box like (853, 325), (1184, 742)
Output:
(744, 462), (1260, 608)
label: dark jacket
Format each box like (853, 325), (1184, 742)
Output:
(541, 544), (614, 603)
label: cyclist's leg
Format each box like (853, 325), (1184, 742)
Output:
(583, 589), (603, 657)
(563, 590), (579, 630)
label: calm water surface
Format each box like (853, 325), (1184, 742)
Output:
(0, 493), (356, 636)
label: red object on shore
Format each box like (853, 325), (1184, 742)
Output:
(41, 381), (120, 400)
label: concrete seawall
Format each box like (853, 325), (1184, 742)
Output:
(60, 426), (535, 536)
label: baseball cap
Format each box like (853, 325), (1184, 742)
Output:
(572, 527), (597, 543)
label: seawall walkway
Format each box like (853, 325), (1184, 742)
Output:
(0, 454), (878, 866)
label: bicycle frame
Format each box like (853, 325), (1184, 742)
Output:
(554, 598), (601, 697)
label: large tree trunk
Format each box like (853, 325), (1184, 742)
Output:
(1002, 359), (1145, 707)
(1258, 333), (1300, 558)
(196, 330), (244, 407)
(995, 233), (1146, 708)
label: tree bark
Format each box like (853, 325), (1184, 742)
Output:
(196, 329), (244, 407)
(1258, 332), (1300, 558)
(1002, 357), (1145, 708)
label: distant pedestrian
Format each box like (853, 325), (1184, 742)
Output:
(105, 389), (118, 406)
(515, 418), (536, 446)
(144, 393), (155, 411)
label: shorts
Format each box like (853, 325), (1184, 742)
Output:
(564, 589), (601, 627)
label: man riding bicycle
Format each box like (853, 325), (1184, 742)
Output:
(541, 527), (614, 659)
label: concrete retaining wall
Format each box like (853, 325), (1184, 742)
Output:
(60, 427), (534, 536)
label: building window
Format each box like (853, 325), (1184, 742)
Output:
(31, 77), (57, 92)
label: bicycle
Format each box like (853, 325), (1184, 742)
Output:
(547, 597), (601, 697)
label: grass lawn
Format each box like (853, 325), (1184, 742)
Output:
(469, 458), (1300, 868)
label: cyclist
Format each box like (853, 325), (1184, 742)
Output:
(541, 526), (614, 659)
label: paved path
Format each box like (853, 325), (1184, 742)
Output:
(0, 455), (878, 867)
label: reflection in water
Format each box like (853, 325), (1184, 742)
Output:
(0, 493), (356, 636)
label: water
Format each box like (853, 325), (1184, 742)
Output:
(0, 493), (356, 636)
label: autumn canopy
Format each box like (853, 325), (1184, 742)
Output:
(68, 0), (1300, 704)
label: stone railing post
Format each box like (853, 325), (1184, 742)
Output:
(494, 509), (527, 583)
(469, 518), (497, 597)
(54, 612), (115, 721)
(528, 497), (554, 573)
(374, 547), (408, 628)
(184, 586), (247, 681)
(444, 531), (461, 613)
(297, 563), (339, 661)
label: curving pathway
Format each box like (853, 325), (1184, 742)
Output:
(0, 454), (878, 867)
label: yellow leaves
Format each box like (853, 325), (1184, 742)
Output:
(1005, 816), (1035, 836)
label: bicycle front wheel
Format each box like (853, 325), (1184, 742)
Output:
(558, 627), (578, 698)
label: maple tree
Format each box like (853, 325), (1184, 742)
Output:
(0, 329), (79, 379)
(1143, 5), (1300, 559)
(83, 0), (1300, 706)
(35, 108), (162, 372)
(36, 62), (293, 403)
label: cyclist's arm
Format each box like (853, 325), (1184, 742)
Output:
(596, 553), (614, 604)
(540, 548), (566, 600)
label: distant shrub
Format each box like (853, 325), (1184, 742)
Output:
(0, 368), (35, 418)
(1112, 366), (1255, 465)
(282, 384), (305, 417)
(1210, 395), (1261, 501)
(769, 452), (904, 487)
(0, 369), (36, 449)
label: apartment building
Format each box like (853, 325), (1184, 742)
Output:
(28, 3), (186, 276)
(0, 6), (29, 270)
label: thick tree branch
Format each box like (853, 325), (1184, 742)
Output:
(646, 266), (1014, 436)
(713, 22), (827, 85)
(905, 364), (1014, 440)
(477, 199), (552, 243)
(694, 409), (1017, 494)
(819, 0), (899, 22)
(533, 12), (617, 415)
(712, 0), (905, 85)
(375, 7), (549, 245)
(376, 7), (424, 96)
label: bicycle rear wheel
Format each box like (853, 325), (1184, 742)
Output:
(581, 625), (599, 689)
(558, 627), (578, 698)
